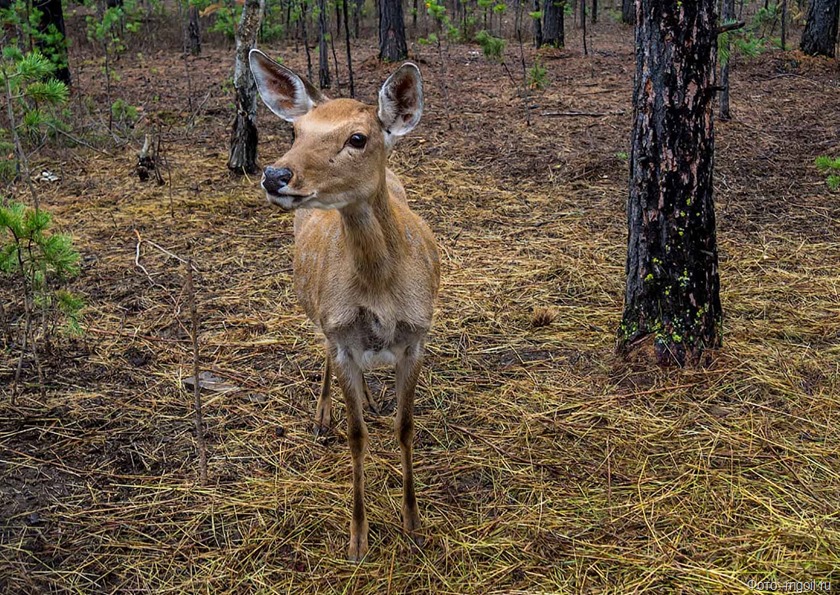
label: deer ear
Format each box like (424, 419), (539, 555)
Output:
(378, 62), (423, 144)
(249, 49), (325, 122)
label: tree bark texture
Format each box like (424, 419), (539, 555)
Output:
(533, 0), (543, 47)
(228, 0), (264, 175)
(318, 0), (331, 88)
(800, 0), (839, 57)
(188, 4), (201, 55)
(621, 0), (634, 24)
(379, 0), (408, 61)
(719, 0), (734, 120)
(34, 0), (71, 86)
(618, 0), (722, 366)
(542, 0), (565, 48)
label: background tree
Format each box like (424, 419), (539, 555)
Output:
(34, 0), (71, 85)
(379, 0), (407, 61)
(800, 0), (839, 57)
(719, 0), (734, 120)
(318, 0), (330, 88)
(621, 0), (633, 24)
(542, 0), (564, 48)
(618, 0), (722, 366)
(228, 0), (265, 174)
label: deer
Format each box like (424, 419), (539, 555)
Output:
(248, 49), (440, 562)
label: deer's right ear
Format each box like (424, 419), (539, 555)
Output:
(249, 49), (324, 122)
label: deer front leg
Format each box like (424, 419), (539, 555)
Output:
(395, 345), (424, 549)
(314, 348), (332, 437)
(332, 350), (370, 562)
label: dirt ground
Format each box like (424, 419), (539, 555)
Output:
(1, 13), (840, 594)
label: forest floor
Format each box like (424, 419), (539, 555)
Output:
(2, 16), (840, 594)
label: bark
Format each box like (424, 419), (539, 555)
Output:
(188, 4), (201, 55)
(228, 0), (265, 175)
(318, 0), (331, 88)
(719, 0), (734, 120)
(621, 0), (634, 24)
(379, 0), (408, 61)
(542, 0), (565, 47)
(34, 0), (71, 86)
(533, 0), (543, 47)
(800, 0), (839, 57)
(618, 0), (722, 366)
(343, 0), (355, 96)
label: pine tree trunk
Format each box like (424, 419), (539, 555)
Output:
(228, 0), (265, 175)
(33, 0), (71, 86)
(621, 0), (634, 24)
(318, 0), (331, 88)
(800, 0), (839, 57)
(379, 0), (408, 61)
(719, 0), (734, 120)
(618, 0), (722, 366)
(542, 0), (565, 47)
(533, 0), (543, 47)
(188, 4), (201, 55)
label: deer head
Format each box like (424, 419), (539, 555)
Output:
(249, 49), (423, 211)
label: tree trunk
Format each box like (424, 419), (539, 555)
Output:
(379, 0), (408, 61)
(618, 0), (722, 366)
(621, 0), (634, 24)
(719, 0), (734, 120)
(800, 0), (839, 57)
(542, 0), (565, 47)
(228, 0), (265, 175)
(188, 4), (202, 55)
(343, 0), (355, 96)
(591, 0), (597, 23)
(318, 0), (331, 88)
(533, 0), (543, 47)
(33, 0), (71, 86)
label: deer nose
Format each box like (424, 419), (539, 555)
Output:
(262, 166), (293, 194)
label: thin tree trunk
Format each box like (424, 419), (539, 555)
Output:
(228, 0), (265, 174)
(533, 0), (543, 47)
(719, 0), (733, 120)
(318, 0), (331, 88)
(302, 0), (314, 81)
(800, 0), (838, 57)
(379, 0), (408, 61)
(780, 0), (786, 50)
(591, 0), (597, 23)
(188, 4), (201, 55)
(343, 0), (355, 96)
(618, 0), (722, 366)
(581, 0), (587, 53)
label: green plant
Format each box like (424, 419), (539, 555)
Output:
(475, 29), (506, 62)
(0, 0), (69, 77)
(0, 47), (69, 184)
(815, 156), (840, 191)
(0, 201), (83, 341)
(527, 58), (548, 90)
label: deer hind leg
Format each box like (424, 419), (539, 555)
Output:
(395, 344), (424, 549)
(332, 348), (370, 562)
(314, 347), (332, 437)
(360, 375), (381, 416)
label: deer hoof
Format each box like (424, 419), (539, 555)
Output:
(347, 533), (369, 563)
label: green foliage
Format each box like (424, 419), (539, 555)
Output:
(815, 156), (840, 191)
(0, 0), (69, 76)
(0, 48), (69, 182)
(527, 58), (548, 90)
(475, 29), (506, 61)
(111, 98), (139, 127)
(0, 201), (83, 335)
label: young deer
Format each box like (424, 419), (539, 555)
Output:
(249, 50), (440, 562)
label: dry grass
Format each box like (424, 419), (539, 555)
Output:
(2, 24), (840, 595)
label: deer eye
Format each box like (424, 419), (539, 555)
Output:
(347, 133), (367, 149)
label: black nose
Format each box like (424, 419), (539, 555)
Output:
(262, 167), (293, 194)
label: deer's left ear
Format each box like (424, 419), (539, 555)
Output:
(378, 63), (423, 145)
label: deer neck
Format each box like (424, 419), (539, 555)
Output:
(339, 175), (404, 290)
